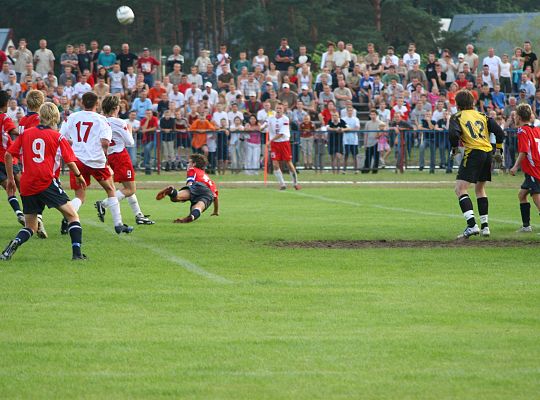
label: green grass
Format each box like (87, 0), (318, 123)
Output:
(0, 176), (539, 399)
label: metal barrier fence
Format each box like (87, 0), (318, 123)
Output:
(129, 129), (519, 174)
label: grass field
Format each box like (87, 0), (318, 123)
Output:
(0, 171), (539, 399)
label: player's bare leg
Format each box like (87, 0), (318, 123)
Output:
(286, 160), (301, 190)
(174, 201), (207, 223)
(455, 179), (480, 239)
(272, 160), (287, 190)
(98, 178), (133, 234)
(474, 181), (490, 236)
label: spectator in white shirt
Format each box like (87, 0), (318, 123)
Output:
(482, 48), (502, 81)
(403, 43), (421, 70)
(73, 75), (92, 99)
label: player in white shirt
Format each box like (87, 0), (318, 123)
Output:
(94, 96), (155, 226)
(266, 103), (300, 190)
(60, 92), (133, 234)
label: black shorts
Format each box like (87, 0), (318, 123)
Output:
(21, 179), (70, 215)
(177, 135), (191, 149)
(0, 162), (21, 182)
(180, 182), (214, 209)
(521, 174), (540, 195)
(344, 144), (358, 157)
(328, 133), (343, 155)
(457, 149), (492, 183)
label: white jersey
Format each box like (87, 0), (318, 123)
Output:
(60, 110), (112, 168)
(107, 116), (134, 155)
(267, 115), (291, 142)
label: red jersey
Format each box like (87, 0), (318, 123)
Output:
(8, 126), (77, 196)
(17, 112), (40, 134)
(140, 116), (159, 144)
(0, 113), (17, 165)
(517, 124), (540, 180)
(187, 167), (218, 198)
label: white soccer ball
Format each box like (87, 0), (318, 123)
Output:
(116, 6), (135, 25)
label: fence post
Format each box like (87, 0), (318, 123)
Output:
(156, 129), (161, 175)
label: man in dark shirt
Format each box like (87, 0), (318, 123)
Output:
(160, 109), (176, 171)
(425, 52), (437, 90)
(77, 43), (92, 74)
(274, 38), (294, 76)
(117, 43), (138, 74)
(523, 40), (538, 73)
(327, 111), (348, 174)
(389, 112), (414, 173)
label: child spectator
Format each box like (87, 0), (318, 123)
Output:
(377, 122), (391, 167)
(299, 114), (315, 170)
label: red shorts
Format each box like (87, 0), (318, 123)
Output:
(108, 149), (135, 182)
(270, 141), (292, 162)
(70, 159), (112, 189)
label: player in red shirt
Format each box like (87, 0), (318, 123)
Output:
(0, 103), (88, 261)
(510, 103), (540, 232)
(155, 154), (219, 223)
(0, 90), (25, 226)
(16, 90), (49, 238)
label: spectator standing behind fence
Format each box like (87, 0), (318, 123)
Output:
(140, 109), (158, 175)
(390, 112), (414, 173)
(189, 112), (214, 158)
(244, 114), (262, 175)
(342, 105), (360, 173)
(327, 111), (348, 174)
(363, 110), (382, 173)
(160, 110), (176, 171)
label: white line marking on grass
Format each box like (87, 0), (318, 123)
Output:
(84, 220), (233, 284)
(291, 191), (519, 225)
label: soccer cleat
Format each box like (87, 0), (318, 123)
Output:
(16, 212), (25, 226)
(156, 186), (174, 200)
(457, 224), (480, 239)
(294, 184), (302, 190)
(173, 216), (194, 224)
(95, 201), (106, 222)
(115, 224), (134, 234)
(136, 215), (155, 225)
(480, 227), (491, 237)
(60, 218), (69, 235)
(36, 218), (48, 239)
(279, 185), (287, 191)
(516, 226), (533, 233)
(0, 239), (20, 261)
(72, 254), (88, 261)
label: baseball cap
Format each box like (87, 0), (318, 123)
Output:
(282, 83), (290, 88)
(143, 47), (149, 51)
(248, 91), (256, 97)
(204, 82), (212, 87)
(301, 84), (309, 90)
(265, 81), (273, 86)
(520, 88), (526, 92)
(458, 53), (465, 59)
(8, 71), (16, 77)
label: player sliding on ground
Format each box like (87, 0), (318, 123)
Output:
(509, 103), (540, 233)
(449, 89), (504, 239)
(94, 96), (154, 225)
(155, 154), (219, 223)
(0, 90), (26, 228)
(60, 92), (133, 235)
(0, 103), (87, 261)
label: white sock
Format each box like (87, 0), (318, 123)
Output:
(108, 197), (123, 226)
(71, 197), (82, 212)
(289, 171), (298, 185)
(127, 194), (143, 217)
(274, 170), (285, 186)
(480, 215), (488, 225)
(116, 189), (126, 202)
(101, 197), (110, 208)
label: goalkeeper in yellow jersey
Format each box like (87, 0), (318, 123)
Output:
(448, 90), (504, 239)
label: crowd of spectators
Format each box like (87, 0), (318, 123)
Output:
(1, 36), (540, 174)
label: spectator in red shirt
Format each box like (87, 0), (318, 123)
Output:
(137, 48), (160, 88)
(148, 80), (166, 104)
(140, 109), (159, 174)
(178, 74), (190, 94)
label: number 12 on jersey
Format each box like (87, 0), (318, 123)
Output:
(75, 121), (94, 143)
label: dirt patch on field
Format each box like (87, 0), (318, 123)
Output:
(274, 239), (539, 249)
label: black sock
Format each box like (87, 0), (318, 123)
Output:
(15, 228), (33, 245)
(191, 209), (201, 221)
(459, 194), (476, 227)
(168, 189), (178, 200)
(477, 197), (489, 229)
(520, 203), (531, 227)
(8, 196), (21, 214)
(68, 221), (83, 257)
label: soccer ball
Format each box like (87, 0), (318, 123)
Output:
(116, 6), (135, 25)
